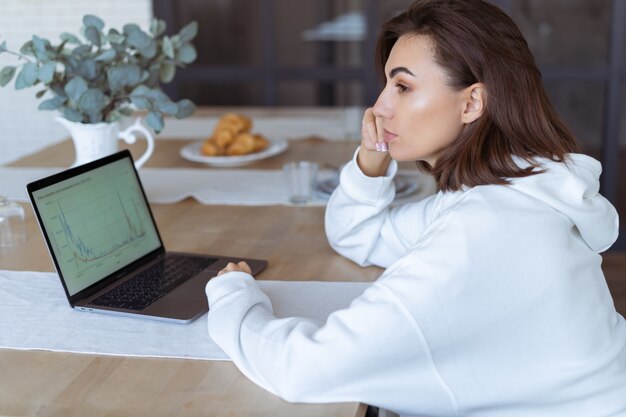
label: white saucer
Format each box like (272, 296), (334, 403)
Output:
(315, 174), (421, 199)
(180, 140), (289, 167)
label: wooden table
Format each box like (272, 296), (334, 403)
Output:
(0, 137), (380, 417)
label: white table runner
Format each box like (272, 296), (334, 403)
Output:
(0, 270), (371, 361)
(0, 167), (436, 206)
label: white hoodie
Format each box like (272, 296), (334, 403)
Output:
(206, 150), (626, 417)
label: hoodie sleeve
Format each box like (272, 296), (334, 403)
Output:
(325, 149), (438, 268)
(205, 271), (458, 415)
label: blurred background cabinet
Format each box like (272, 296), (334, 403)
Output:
(153, 0), (380, 107)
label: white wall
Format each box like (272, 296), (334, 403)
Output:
(0, 0), (152, 165)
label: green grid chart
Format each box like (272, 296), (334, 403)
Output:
(32, 158), (161, 295)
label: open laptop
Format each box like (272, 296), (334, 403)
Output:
(27, 149), (267, 323)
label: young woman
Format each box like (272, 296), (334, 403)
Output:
(206, 1), (626, 415)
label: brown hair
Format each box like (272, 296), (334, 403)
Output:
(376, 0), (582, 191)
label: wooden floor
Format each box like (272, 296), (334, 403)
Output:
(603, 251), (626, 315)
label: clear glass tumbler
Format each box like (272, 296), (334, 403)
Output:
(283, 161), (319, 204)
(0, 196), (27, 247)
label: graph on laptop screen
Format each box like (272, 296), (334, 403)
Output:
(31, 157), (161, 296)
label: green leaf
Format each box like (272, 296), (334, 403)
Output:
(157, 100), (178, 115)
(149, 19), (166, 37)
(119, 107), (134, 117)
(38, 62), (56, 84)
(107, 64), (141, 91)
(38, 95), (67, 110)
(162, 36), (175, 59)
(143, 67), (159, 87)
(138, 40), (157, 59)
(133, 85), (169, 102)
(77, 59), (98, 80)
(123, 23), (142, 35)
(178, 21), (198, 43)
(108, 107), (133, 123)
(83, 15), (105, 32)
(130, 84), (150, 96)
(169, 34), (181, 48)
(79, 88), (107, 113)
(175, 99), (196, 119)
(32, 35), (49, 61)
(87, 112), (103, 123)
(20, 40), (35, 57)
(130, 95), (152, 110)
(72, 44), (92, 56)
(106, 110), (118, 122)
(62, 107), (84, 123)
(158, 62), (176, 83)
(107, 29), (125, 45)
(175, 43), (196, 64)
(94, 49), (116, 62)
(65, 56), (79, 73)
(15, 62), (38, 89)
(149, 19), (159, 37)
(36, 89), (47, 98)
(0, 66), (16, 87)
(0, 41), (7, 53)
(124, 24), (152, 49)
(146, 111), (164, 133)
(64, 76), (88, 101)
(84, 26), (101, 48)
(60, 32), (81, 45)
(139, 70), (150, 83)
(113, 42), (128, 56)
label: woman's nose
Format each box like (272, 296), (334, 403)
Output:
(372, 90), (393, 119)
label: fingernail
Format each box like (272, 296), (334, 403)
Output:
(381, 143), (388, 152)
(375, 142), (381, 151)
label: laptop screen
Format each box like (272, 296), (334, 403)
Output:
(30, 154), (162, 296)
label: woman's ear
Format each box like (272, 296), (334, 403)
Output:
(461, 83), (486, 124)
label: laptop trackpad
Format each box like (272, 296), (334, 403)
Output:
(142, 270), (213, 321)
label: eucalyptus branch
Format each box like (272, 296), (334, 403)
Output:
(0, 14), (198, 133)
(2, 49), (33, 62)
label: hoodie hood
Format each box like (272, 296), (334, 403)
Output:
(509, 153), (619, 253)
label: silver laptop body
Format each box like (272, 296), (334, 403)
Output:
(27, 150), (267, 323)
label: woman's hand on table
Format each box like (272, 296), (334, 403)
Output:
(217, 261), (252, 276)
(358, 107), (392, 177)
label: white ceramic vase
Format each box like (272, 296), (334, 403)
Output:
(55, 117), (155, 168)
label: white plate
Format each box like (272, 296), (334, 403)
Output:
(315, 174), (421, 200)
(180, 140), (289, 167)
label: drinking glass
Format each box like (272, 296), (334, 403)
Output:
(0, 196), (27, 247)
(283, 161), (319, 204)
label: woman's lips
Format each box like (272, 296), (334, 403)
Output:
(383, 129), (397, 142)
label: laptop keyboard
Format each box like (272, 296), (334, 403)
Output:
(90, 255), (218, 311)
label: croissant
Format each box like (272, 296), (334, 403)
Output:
(200, 113), (269, 157)
(219, 113), (251, 132)
(226, 133), (256, 156)
(253, 134), (269, 152)
(201, 140), (224, 156)
(213, 129), (236, 148)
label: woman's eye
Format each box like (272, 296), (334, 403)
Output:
(395, 83), (409, 93)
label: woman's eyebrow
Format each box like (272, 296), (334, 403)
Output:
(389, 67), (415, 78)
